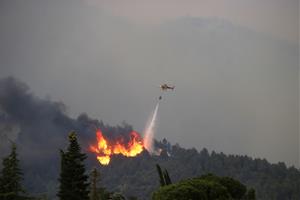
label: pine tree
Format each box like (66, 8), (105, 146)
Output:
(0, 143), (25, 200)
(57, 131), (90, 200)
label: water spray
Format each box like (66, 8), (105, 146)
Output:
(143, 102), (160, 154)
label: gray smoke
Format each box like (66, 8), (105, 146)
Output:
(0, 76), (136, 158)
(0, 77), (136, 195)
(0, 122), (20, 156)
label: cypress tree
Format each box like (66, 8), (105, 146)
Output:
(163, 169), (172, 185)
(90, 168), (100, 200)
(57, 131), (90, 200)
(0, 143), (25, 200)
(156, 164), (165, 186)
(156, 164), (172, 187)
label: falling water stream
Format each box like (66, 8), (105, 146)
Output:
(143, 102), (159, 154)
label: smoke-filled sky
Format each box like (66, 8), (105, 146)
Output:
(87, 0), (299, 44)
(0, 0), (299, 166)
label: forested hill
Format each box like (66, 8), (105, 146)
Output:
(97, 140), (300, 200)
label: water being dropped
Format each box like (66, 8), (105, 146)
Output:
(143, 102), (159, 154)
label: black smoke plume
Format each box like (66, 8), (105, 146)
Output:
(0, 76), (134, 195)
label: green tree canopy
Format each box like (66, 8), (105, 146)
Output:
(152, 173), (255, 200)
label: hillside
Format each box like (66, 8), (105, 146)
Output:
(96, 140), (300, 200)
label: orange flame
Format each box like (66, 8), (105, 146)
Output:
(89, 129), (144, 165)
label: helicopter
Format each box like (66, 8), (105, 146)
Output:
(160, 84), (175, 91)
(158, 84), (175, 100)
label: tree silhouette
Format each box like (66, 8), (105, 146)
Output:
(57, 132), (90, 200)
(156, 164), (172, 187)
(90, 168), (100, 200)
(0, 143), (25, 200)
(152, 173), (254, 200)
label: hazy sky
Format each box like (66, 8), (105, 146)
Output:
(87, 0), (299, 44)
(0, 0), (299, 166)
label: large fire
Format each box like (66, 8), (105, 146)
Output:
(89, 129), (144, 165)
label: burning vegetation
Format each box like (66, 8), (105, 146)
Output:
(89, 129), (144, 165)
